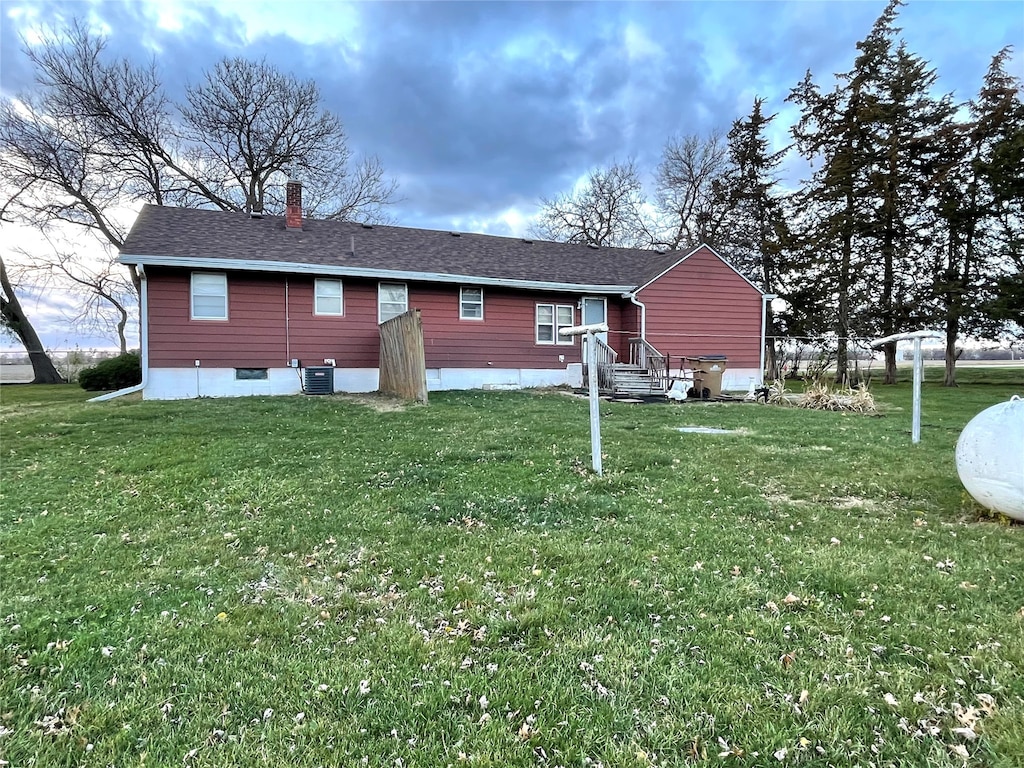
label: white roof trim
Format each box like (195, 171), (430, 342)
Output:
(119, 254), (635, 294)
(629, 243), (765, 296)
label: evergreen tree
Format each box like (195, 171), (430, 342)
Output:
(927, 48), (1024, 386)
(725, 98), (790, 379)
(787, 0), (965, 384)
(788, 59), (875, 384)
(856, 35), (956, 383)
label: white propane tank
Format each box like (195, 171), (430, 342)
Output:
(955, 395), (1024, 520)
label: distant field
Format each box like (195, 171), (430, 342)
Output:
(0, 364), (34, 383)
(0, 360), (94, 384)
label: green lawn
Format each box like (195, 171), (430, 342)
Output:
(1, 377), (1022, 767)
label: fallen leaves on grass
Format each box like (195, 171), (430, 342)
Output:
(33, 706), (79, 736)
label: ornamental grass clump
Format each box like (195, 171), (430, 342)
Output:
(798, 381), (878, 413)
(765, 379), (796, 406)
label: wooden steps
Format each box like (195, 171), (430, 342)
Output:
(610, 363), (666, 396)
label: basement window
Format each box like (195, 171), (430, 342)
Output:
(235, 368), (268, 380)
(460, 287), (483, 320)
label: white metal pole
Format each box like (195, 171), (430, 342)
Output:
(587, 330), (603, 475)
(912, 337), (923, 444)
(871, 329), (941, 445)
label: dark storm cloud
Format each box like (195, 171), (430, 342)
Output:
(2, 0), (1021, 234)
(313, 0), (725, 222)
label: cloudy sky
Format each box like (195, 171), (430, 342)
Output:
(1, 0), (1021, 351)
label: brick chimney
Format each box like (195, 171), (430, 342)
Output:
(285, 177), (302, 230)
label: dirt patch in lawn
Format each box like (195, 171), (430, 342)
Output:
(336, 393), (411, 412)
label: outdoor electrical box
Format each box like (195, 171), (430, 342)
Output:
(304, 366), (334, 395)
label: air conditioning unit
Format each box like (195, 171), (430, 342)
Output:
(304, 366), (334, 395)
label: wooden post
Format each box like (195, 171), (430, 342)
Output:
(560, 322), (608, 475)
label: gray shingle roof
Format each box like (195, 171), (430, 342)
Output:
(120, 204), (684, 290)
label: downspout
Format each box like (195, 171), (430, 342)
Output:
(626, 291), (647, 338)
(759, 293), (778, 387)
(284, 277), (291, 362)
(89, 265), (149, 402)
(625, 291), (648, 370)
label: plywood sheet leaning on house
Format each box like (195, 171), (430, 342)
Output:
(379, 309), (428, 403)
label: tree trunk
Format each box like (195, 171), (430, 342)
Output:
(942, 220), (966, 388)
(834, 233), (852, 385)
(116, 309), (128, 355)
(883, 343), (897, 384)
(0, 257), (64, 384)
(881, 226), (897, 384)
(943, 316), (959, 387)
(764, 304), (778, 380)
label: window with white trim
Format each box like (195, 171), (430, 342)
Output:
(314, 279), (343, 316)
(378, 282), (409, 323)
(460, 287), (483, 320)
(191, 272), (227, 320)
(536, 303), (575, 345)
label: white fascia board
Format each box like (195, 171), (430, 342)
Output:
(119, 254), (634, 295)
(629, 243), (766, 296)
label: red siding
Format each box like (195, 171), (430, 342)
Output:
(614, 298), (640, 357)
(414, 285), (584, 369)
(288, 277), (379, 367)
(146, 268), (606, 370)
(604, 300), (626, 359)
(636, 247), (762, 367)
(148, 268), (289, 367)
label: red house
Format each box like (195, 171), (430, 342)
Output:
(117, 181), (769, 399)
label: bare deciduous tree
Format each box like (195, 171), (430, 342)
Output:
(0, 20), (399, 365)
(0, 255), (63, 383)
(15, 236), (134, 355)
(531, 160), (650, 248)
(180, 57), (397, 221)
(653, 132), (735, 251)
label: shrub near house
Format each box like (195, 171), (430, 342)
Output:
(78, 353), (142, 391)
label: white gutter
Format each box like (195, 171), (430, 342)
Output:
(89, 266), (148, 402)
(758, 293), (778, 386)
(119, 254), (634, 295)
